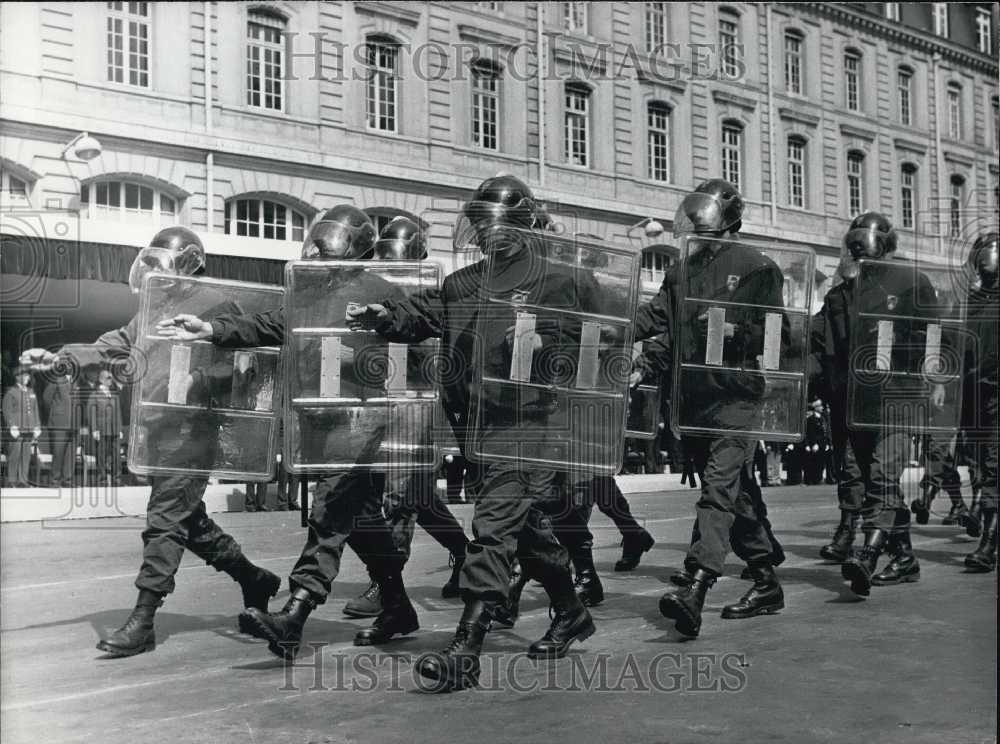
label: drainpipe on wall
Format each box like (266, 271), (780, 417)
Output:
(765, 5), (778, 228)
(205, 0), (214, 233)
(537, 2), (546, 188)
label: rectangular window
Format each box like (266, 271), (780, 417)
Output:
(784, 33), (802, 95)
(898, 69), (912, 126)
(247, 11), (283, 111)
(471, 65), (499, 151)
(647, 103), (670, 182)
(993, 98), (999, 150)
(977, 8), (992, 55)
(645, 2), (667, 55)
(477, 2), (502, 10)
(900, 168), (915, 229)
(565, 87), (590, 167)
(107, 2), (149, 87)
(788, 139), (805, 209)
(719, 13), (740, 79)
(563, 2), (587, 34)
(721, 124), (742, 192)
(948, 87), (961, 139)
(950, 180), (964, 237)
(847, 154), (864, 217)
(845, 53), (860, 112)
(641, 251), (667, 285)
(366, 40), (398, 132)
(885, 3), (900, 22)
(933, 3), (949, 37)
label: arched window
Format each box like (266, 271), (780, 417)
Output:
(949, 175), (965, 237)
(897, 66), (913, 126)
(721, 120), (743, 191)
(246, 8), (286, 111)
(900, 163), (917, 229)
(844, 49), (861, 111)
(80, 179), (179, 225)
(365, 35), (400, 132)
(224, 196), (305, 241)
(471, 60), (500, 150)
(565, 83), (591, 167)
(647, 101), (671, 182)
(846, 151), (864, 217)
(784, 30), (803, 95)
(787, 136), (807, 209)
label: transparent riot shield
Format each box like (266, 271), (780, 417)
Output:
(626, 289), (666, 440)
(468, 227), (641, 475)
(671, 235), (815, 441)
(847, 258), (966, 434)
(283, 261), (441, 474)
(129, 274), (283, 480)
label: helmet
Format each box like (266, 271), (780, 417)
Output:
(302, 205), (377, 260)
(128, 226), (206, 294)
(672, 179), (744, 238)
(843, 211), (898, 260)
(968, 231), (999, 288)
(454, 173), (539, 252)
(373, 216), (427, 260)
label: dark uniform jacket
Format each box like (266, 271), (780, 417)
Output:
(3, 384), (41, 431)
(87, 386), (122, 436)
(43, 379), (79, 430)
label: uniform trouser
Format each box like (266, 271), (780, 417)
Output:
(803, 450), (825, 484)
(459, 461), (571, 603)
(95, 435), (118, 478)
(277, 469), (298, 509)
(838, 429), (910, 532)
(289, 469), (405, 603)
(964, 380), (999, 511)
(6, 439), (31, 484)
(685, 436), (771, 576)
(920, 433), (963, 500)
(245, 482), (267, 510)
(136, 476), (246, 594)
(48, 430), (75, 484)
(385, 470), (468, 560)
(550, 476), (644, 562)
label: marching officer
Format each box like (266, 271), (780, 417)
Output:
(3, 365), (41, 487)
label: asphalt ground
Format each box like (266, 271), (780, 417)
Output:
(1, 483), (996, 744)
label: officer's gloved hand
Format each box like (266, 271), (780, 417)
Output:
(695, 312), (737, 338)
(931, 384), (946, 408)
(93, 431), (101, 441)
(156, 314), (214, 341)
(504, 325), (543, 353)
(629, 353), (654, 388)
(32, 428), (41, 440)
(10, 426), (20, 439)
(346, 303), (389, 331)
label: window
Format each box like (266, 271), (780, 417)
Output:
(246, 9), (284, 111)
(365, 38), (399, 132)
(885, 3), (900, 22)
(721, 122), (742, 192)
(647, 102), (670, 182)
(847, 152), (864, 217)
(784, 32), (803, 95)
(641, 250), (670, 285)
(477, 1), (502, 10)
(106, 2), (149, 87)
(977, 8), (992, 55)
(1, 170), (29, 205)
(565, 84), (590, 167)
(933, 3), (949, 37)
(993, 96), (999, 150)
(645, 3), (668, 55)
(563, 2), (587, 34)
(224, 198), (305, 241)
(950, 176), (964, 237)
(898, 68), (912, 126)
(787, 137), (806, 209)
(471, 62), (499, 151)
(947, 84), (962, 139)
(900, 164), (917, 229)
(844, 51), (861, 112)
(719, 10), (740, 79)
(80, 180), (177, 225)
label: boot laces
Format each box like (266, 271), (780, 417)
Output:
(362, 581), (380, 601)
(444, 624), (472, 654)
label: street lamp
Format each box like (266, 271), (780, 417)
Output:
(61, 132), (103, 161)
(628, 216), (665, 239)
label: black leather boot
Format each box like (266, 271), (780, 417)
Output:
(841, 528), (888, 597)
(416, 599), (492, 692)
(819, 511), (859, 562)
(964, 509), (998, 573)
(572, 551), (605, 607)
(959, 490), (983, 538)
(669, 557), (698, 587)
(910, 485), (936, 525)
(942, 500), (969, 526)
(343, 575), (382, 619)
(871, 531), (920, 586)
(528, 575), (596, 659)
(96, 589), (164, 657)
(658, 567), (717, 638)
(354, 571), (419, 646)
(239, 586), (317, 659)
(721, 563), (784, 619)
(491, 561), (526, 629)
(217, 554), (281, 633)
(441, 551), (465, 599)
(615, 528), (655, 571)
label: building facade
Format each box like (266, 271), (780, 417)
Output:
(1, 1), (998, 341)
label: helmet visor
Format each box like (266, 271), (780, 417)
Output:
(844, 225), (888, 260)
(128, 247), (175, 294)
(973, 241), (999, 280)
(672, 193), (726, 238)
(303, 220), (369, 260)
(453, 197), (535, 253)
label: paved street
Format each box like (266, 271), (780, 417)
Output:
(1, 484), (996, 744)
